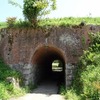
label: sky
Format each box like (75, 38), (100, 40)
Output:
(0, 0), (100, 21)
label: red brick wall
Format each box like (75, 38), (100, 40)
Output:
(0, 25), (100, 65)
(0, 25), (100, 86)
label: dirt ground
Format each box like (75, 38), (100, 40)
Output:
(10, 80), (65, 100)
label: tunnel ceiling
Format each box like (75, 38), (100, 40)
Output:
(32, 46), (65, 65)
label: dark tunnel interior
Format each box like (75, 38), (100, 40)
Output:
(32, 46), (65, 87)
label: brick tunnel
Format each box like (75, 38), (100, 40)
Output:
(1, 26), (97, 88)
(31, 45), (65, 86)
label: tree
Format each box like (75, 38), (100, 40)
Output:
(23, 0), (56, 26)
(8, 0), (22, 9)
(8, 0), (56, 27)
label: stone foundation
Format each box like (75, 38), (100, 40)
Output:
(9, 63), (76, 88)
(65, 63), (75, 87)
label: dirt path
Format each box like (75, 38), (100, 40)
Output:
(10, 93), (65, 100)
(10, 80), (65, 100)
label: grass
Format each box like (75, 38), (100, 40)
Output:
(0, 58), (26, 100)
(38, 17), (100, 27)
(0, 17), (100, 29)
(63, 32), (100, 100)
(0, 22), (7, 29)
(1, 17), (100, 99)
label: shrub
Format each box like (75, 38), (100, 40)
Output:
(14, 20), (32, 28)
(80, 64), (100, 99)
(0, 58), (21, 80)
(6, 17), (16, 27)
(78, 32), (100, 99)
(65, 89), (80, 100)
(0, 58), (26, 99)
(65, 32), (100, 100)
(23, 0), (56, 26)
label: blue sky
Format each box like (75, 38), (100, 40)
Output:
(0, 0), (100, 21)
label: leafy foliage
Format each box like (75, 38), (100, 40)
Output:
(1, 17), (100, 28)
(0, 22), (7, 29)
(0, 58), (20, 79)
(65, 89), (81, 100)
(14, 20), (32, 28)
(0, 58), (26, 99)
(39, 17), (100, 27)
(6, 17), (16, 27)
(65, 32), (100, 100)
(23, 0), (56, 26)
(8, 0), (22, 9)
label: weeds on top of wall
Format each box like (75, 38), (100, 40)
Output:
(64, 32), (100, 100)
(0, 17), (100, 29)
(38, 17), (100, 27)
(6, 17), (16, 27)
(14, 20), (32, 28)
(0, 22), (7, 29)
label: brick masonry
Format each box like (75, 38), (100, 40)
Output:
(0, 25), (100, 87)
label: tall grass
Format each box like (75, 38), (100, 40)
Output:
(64, 32), (100, 100)
(0, 17), (100, 29)
(0, 22), (7, 29)
(0, 58), (26, 99)
(39, 17), (100, 27)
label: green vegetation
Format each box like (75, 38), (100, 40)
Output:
(0, 17), (100, 29)
(8, 0), (22, 9)
(6, 17), (16, 27)
(0, 22), (7, 29)
(39, 17), (100, 27)
(0, 58), (26, 99)
(9, 0), (56, 26)
(23, 0), (56, 26)
(64, 32), (100, 100)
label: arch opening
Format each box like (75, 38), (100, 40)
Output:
(31, 46), (65, 88)
(52, 60), (63, 72)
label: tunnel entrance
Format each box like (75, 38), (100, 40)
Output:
(52, 60), (63, 72)
(32, 46), (65, 91)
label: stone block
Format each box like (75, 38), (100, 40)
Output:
(66, 81), (72, 87)
(24, 80), (29, 86)
(66, 69), (73, 75)
(66, 75), (73, 80)
(23, 64), (32, 69)
(23, 69), (32, 75)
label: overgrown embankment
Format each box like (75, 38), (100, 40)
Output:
(64, 32), (100, 100)
(1, 17), (100, 29)
(0, 58), (26, 99)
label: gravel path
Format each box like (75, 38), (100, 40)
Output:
(10, 80), (65, 100)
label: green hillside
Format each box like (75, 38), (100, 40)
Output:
(0, 17), (100, 29)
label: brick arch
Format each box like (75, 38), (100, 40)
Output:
(0, 26), (97, 87)
(31, 45), (66, 64)
(30, 45), (66, 85)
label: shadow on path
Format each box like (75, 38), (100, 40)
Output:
(33, 80), (58, 94)
(10, 80), (65, 100)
